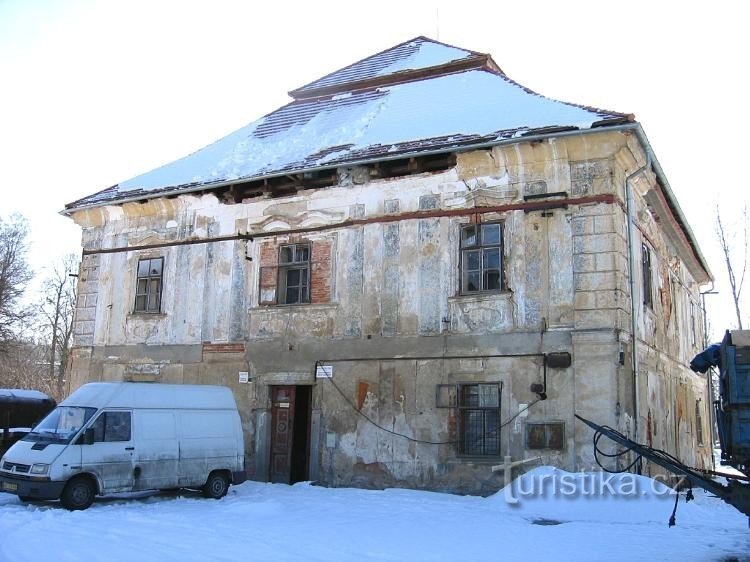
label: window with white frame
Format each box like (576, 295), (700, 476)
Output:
(460, 223), (503, 294)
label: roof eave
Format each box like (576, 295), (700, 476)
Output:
(632, 124), (713, 284)
(62, 122), (636, 216)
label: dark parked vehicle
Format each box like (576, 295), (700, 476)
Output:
(0, 389), (56, 457)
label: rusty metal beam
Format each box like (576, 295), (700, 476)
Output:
(81, 194), (617, 256)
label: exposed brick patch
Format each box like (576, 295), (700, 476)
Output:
(203, 342), (246, 353)
(260, 243), (277, 267)
(259, 242), (279, 305)
(258, 239), (332, 305)
(311, 240), (332, 304)
(356, 380), (369, 410)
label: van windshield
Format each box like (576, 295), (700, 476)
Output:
(23, 407), (96, 445)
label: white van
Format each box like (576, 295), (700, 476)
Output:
(0, 382), (246, 510)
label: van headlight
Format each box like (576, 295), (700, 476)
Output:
(30, 463), (49, 475)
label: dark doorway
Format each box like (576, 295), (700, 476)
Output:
(269, 385), (311, 484)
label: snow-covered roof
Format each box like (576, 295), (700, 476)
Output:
(0, 389), (53, 402)
(289, 36), (481, 98)
(65, 37), (631, 211)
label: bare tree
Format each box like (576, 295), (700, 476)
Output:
(0, 339), (54, 396)
(38, 254), (79, 398)
(716, 204), (748, 329)
(0, 214), (32, 348)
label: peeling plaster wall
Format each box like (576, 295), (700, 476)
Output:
(68, 129), (711, 493)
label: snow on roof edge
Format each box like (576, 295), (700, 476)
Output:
(62, 122), (638, 215)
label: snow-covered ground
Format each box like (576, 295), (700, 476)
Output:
(0, 467), (747, 562)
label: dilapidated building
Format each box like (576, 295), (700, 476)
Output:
(64, 37), (713, 493)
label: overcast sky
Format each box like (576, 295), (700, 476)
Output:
(1, 0), (747, 338)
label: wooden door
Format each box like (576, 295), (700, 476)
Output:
(270, 386), (295, 483)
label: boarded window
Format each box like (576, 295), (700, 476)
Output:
(642, 244), (653, 308)
(526, 422), (564, 450)
(436, 384), (457, 408)
(460, 223), (503, 294)
(457, 383), (501, 456)
(134, 257), (163, 313)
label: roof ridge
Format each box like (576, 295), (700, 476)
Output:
(291, 57), (491, 101)
(289, 36), (481, 99)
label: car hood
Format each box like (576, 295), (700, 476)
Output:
(1, 440), (67, 467)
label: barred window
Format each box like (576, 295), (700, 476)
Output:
(526, 422), (564, 450)
(278, 244), (310, 305)
(460, 223), (503, 293)
(458, 383), (501, 456)
(134, 257), (163, 313)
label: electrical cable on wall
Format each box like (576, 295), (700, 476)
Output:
(314, 359), (546, 447)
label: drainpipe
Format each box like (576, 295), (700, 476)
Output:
(700, 282), (718, 452)
(624, 154), (651, 474)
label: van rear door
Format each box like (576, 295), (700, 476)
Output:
(80, 410), (134, 493)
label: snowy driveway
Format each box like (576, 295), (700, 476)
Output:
(1, 468), (748, 562)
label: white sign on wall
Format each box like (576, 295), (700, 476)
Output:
(316, 365), (333, 378)
(238, 371), (249, 383)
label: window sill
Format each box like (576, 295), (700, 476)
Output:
(250, 303), (338, 312)
(127, 312), (167, 319)
(449, 291), (513, 304)
(449, 456), (505, 464)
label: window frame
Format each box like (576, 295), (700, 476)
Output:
(459, 222), (505, 295)
(134, 257), (164, 314)
(642, 243), (653, 309)
(277, 243), (311, 305)
(89, 410), (132, 443)
(456, 382), (502, 457)
(525, 421), (565, 450)
(690, 300), (698, 347)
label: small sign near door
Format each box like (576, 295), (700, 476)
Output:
(316, 365), (333, 378)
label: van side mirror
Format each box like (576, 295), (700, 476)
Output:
(77, 428), (95, 445)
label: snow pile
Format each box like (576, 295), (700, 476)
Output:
(1, 467), (748, 561)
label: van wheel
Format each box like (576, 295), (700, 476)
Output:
(203, 472), (229, 499)
(61, 477), (96, 510)
(18, 496), (32, 502)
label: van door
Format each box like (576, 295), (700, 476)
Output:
(132, 410), (178, 491)
(80, 410), (135, 493)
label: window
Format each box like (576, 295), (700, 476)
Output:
(457, 383), (501, 456)
(526, 422), (565, 450)
(278, 243), (310, 304)
(690, 301), (698, 347)
(90, 411), (131, 442)
(641, 244), (653, 308)
(135, 257), (164, 313)
(460, 223), (503, 293)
